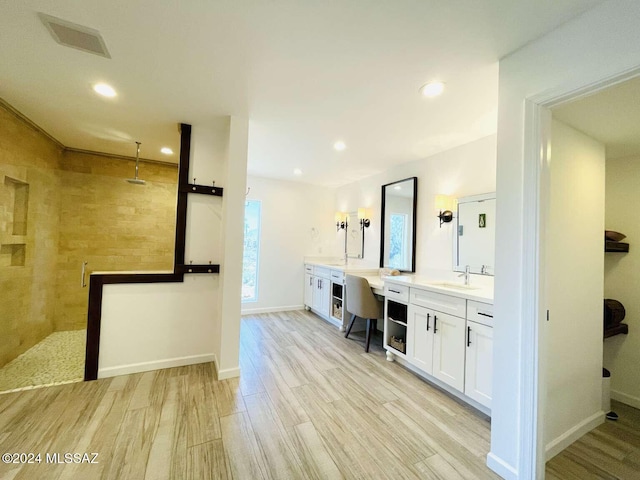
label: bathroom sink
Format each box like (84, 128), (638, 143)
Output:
(427, 282), (480, 291)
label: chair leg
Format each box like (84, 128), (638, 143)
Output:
(365, 318), (372, 352)
(345, 314), (357, 338)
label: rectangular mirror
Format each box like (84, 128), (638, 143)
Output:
(346, 211), (363, 258)
(380, 177), (417, 272)
(453, 192), (495, 275)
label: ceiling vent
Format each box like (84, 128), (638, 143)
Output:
(38, 13), (111, 59)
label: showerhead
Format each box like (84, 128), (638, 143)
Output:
(127, 141), (145, 185)
(126, 178), (146, 185)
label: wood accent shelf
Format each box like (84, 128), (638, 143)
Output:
(176, 264), (220, 274)
(180, 183), (224, 197)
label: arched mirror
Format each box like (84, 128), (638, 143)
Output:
(380, 177), (417, 272)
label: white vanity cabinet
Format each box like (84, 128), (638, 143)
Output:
(464, 301), (494, 408)
(304, 265), (314, 308)
(432, 311), (466, 391)
(311, 267), (331, 318)
(385, 278), (494, 413)
(406, 290), (466, 391)
(407, 304), (433, 372)
(303, 262), (378, 330)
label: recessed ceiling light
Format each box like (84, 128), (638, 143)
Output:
(334, 141), (346, 151)
(160, 147), (173, 155)
(93, 83), (116, 97)
(394, 185), (402, 190)
(293, 168), (303, 176)
(420, 82), (444, 98)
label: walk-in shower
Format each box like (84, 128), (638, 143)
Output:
(1, 107), (178, 394)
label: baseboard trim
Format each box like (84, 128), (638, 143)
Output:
(241, 305), (304, 315)
(216, 366), (241, 380)
(611, 389), (640, 410)
(545, 410), (604, 460)
(98, 353), (215, 378)
(486, 452), (519, 480)
(211, 353), (240, 380)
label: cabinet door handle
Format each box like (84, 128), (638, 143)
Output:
(426, 313), (430, 331)
(309, 277), (313, 286)
(389, 289), (401, 294)
(478, 312), (493, 318)
(433, 315), (438, 334)
(467, 326), (472, 347)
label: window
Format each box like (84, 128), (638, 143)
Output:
(242, 200), (261, 303)
(389, 213), (407, 269)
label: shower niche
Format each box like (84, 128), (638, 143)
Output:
(1, 175), (28, 267)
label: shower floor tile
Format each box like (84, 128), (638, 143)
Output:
(0, 330), (85, 394)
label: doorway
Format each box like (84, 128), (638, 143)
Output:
(540, 74), (640, 477)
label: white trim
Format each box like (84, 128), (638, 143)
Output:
(216, 366), (241, 380)
(241, 305), (304, 315)
(486, 452), (519, 480)
(545, 411), (604, 460)
(519, 66), (640, 478)
(210, 354), (241, 380)
(98, 353), (215, 378)
(518, 99), (549, 480)
(611, 389), (640, 410)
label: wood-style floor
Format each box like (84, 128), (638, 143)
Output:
(0, 310), (498, 479)
(546, 400), (640, 480)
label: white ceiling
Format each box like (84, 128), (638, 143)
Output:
(0, 1), (604, 187)
(553, 75), (640, 159)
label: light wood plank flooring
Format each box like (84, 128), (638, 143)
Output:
(546, 400), (640, 480)
(0, 310), (498, 479)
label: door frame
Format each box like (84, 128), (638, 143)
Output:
(520, 66), (640, 477)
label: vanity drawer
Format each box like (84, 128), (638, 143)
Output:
(467, 301), (494, 327)
(384, 283), (409, 303)
(305, 264), (314, 274)
(330, 270), (344, 283)
(313, 266), (331, 279)
(410, 288), (466, 318)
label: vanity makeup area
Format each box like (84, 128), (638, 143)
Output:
(303, 177), (496, 414)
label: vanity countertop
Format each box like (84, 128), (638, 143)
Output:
(304, 260), (379, 273)
(384, 274), (494, 304)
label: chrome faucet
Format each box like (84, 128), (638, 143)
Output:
(458, 265), (471, 285)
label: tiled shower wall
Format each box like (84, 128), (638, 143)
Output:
(54, 151), (177, 331)
(0, 102), (178, 366)
(0, 105), (63, 367)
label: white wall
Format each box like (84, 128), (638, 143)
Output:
(240, 176), (336, 314)
(544, 119), (604, 458)
(99, 117), (248, 380)
(98, 278), (218, 377)
(493, 1), (640, 478)
(335, 134), (497, 278)
(604, 156), (640, 409)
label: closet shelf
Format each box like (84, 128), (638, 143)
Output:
(605, 241), (629, 253)
(604, 323), (628, 338)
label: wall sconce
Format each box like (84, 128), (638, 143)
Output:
(335, 212), (348, 231)
(357, 208), (371, 230)
(435, 194), (454, 228)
